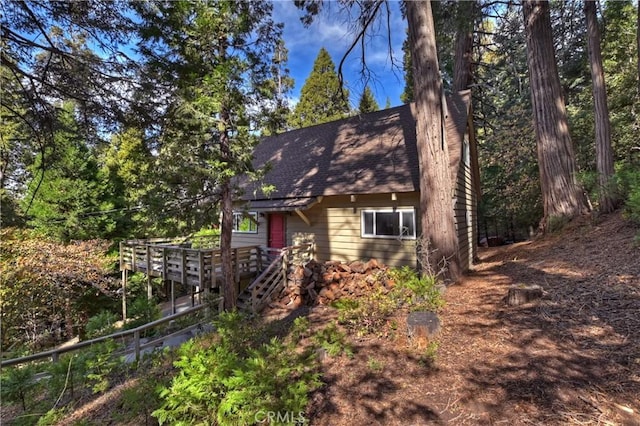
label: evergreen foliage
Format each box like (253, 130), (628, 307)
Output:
(400, 31), (414, 104)
(99, 128), (155, 237)
(334, 266), (444, 337)
(473, 5), (543, 238)
(22, 102), (114, 241)
(616, 163), (640, 225)
(600, 1), (639, 161)
(288, 47), (351, 128)
(0, 364), (37, 411)
(152, 311), (321, 425)
(260, 39), (295, 135)
(358, 86), (380, 113)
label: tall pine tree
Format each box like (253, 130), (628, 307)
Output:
(585, 0), (617, 213)
(288, 47), (350, 128)
(523, 0), (588, 230)
(135, 0), (284, 309)
(24, 102), (111, 241)
(358, 86), (379, 113)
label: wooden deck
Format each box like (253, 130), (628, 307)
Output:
(119, 240), (267, 290)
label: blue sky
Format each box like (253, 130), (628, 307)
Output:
(272, 0), (408, 110)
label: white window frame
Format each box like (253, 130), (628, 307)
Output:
(360, 208), (416, 239)
(462, 138), (470, 165)
(232, 211), (258, 234)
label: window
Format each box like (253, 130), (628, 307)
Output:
(361, 209), (416, 239)
(232, 212), (258, 233)
(462, 139), (470, 165)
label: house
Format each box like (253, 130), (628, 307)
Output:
(231, 90), (480, 272)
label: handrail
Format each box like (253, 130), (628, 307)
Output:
(1, 298), (222, 368)
(246, 242), (314, 313)
(250, 252), (285, 293)
(250, 252), (286, 313)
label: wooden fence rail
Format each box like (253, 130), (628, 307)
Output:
(1, 299), (221, 369)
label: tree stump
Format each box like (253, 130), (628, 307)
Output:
(506, 284), (544, 306)
(406, 311), (441, 346)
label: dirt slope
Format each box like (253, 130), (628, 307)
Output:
(307, 212), (640, 425)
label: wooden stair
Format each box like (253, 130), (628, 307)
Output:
(237, 251), (286, 314)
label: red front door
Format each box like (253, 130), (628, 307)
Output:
(268, 213), (286, 249)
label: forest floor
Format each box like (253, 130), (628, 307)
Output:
(295, 211), (640, 425)
(6, 211), (638, 425)
(288, 214), (640, 426)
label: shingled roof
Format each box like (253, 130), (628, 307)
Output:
(243, 90), (471, 209)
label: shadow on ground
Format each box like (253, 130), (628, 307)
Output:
(445, 213), (640, 424)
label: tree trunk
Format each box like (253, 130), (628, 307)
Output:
(453, 0), (475, 92)
(523, 0), (588, 230)
(218, 37), (235, 310)
(637, 2), (640, 95)
(406, 1), (460, 282)
(506, 284), (543, 306)
(585, 0), (617, 213)
(219, 112), (237, 310)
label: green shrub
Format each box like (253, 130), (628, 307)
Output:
(0, 364), (37, 411)
(152, 311), (321, 425)
(46, 354), (84, 402)
(367, 356), (384, 372)
(86, 310), (119, 339)
(36, 407), (69, 425)
(419, 341), (440, 367)
(290, 316), (311, 341)
(333, 267), (444, 337)
(335, 289), (396, 337)
(83, 339), (124, 393)
(389, 266), (445, 312)
(577, 170), (599, 204)
(311, 322), (353, 357)
(125, 296), (161, 332)
(616, 162), (640, 224)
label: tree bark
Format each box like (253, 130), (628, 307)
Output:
(219, 127), (237, 310)
(406, 1), (460, 282)
(219, 37), (236, 310)
(453, 0), (475, 92)
(585, 0), (617, 213)
(523, 0), (588, 230)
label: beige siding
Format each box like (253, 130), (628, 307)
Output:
(286, 193), (420, 268)
(235, 169), (476, 273)
(230, 214), (268, 248)
(453, 140), (477, 272)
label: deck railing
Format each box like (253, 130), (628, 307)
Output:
(119, 241), (263, 290)
(1, 299), (221, 369)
